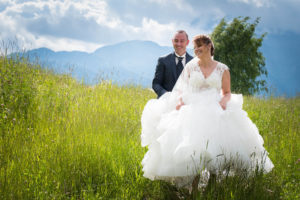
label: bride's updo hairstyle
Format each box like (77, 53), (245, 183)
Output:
(193, 34), (215, 56)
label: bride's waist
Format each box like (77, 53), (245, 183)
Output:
(182, 88), (221, 104)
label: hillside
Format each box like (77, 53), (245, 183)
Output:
(25, 40), (173, 86)
(0, 53), (299, 199)
(24, 39), (299, 97)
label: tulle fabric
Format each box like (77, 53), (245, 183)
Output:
(141, 58), (274, 186)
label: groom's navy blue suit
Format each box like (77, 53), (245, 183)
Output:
(152, 52), (193, 98)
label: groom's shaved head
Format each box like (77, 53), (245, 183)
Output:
(172, 30), (189, 56)
(174, 30), (189, 40)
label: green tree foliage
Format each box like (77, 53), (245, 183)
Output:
(211, 17), (267, 95)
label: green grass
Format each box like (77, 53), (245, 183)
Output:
(0, 53), (299, 200)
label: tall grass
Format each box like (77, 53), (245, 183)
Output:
(0, 50), (299, 199)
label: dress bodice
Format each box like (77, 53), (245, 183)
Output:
(174, 58), (229, 94)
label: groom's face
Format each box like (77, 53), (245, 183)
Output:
(172, 33), (189, 56)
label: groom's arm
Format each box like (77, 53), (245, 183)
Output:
(152, 58), (167, 98)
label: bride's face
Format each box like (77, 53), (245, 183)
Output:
(194, 43), (210, 58)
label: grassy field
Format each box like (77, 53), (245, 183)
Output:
(0, 53), (299, 199)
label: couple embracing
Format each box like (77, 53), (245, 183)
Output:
(141, 30), (273, 190)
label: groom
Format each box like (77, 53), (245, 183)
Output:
(152, 30), (193, 98)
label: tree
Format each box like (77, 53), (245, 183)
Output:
(211, 17), (267, 95)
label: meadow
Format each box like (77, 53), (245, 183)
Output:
(0, 51), (299, 199)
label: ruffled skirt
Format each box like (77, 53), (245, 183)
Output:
(141, 89), (273, 186)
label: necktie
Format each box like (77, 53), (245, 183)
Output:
(176, 56), (184, 78)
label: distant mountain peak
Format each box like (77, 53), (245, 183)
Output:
(20, 37), (299, 97)
(94, 40), (162, 54)
(32, 47), (54, 53)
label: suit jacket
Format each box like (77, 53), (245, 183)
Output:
(152, 52), (193, 98)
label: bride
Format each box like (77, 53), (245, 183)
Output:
(141, 34), (274, 188)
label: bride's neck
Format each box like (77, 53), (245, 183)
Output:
(198, 56), (213, 68)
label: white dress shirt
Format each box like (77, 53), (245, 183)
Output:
(175, 52), (187, 67)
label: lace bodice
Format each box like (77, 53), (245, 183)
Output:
(173, 57), (229, 94)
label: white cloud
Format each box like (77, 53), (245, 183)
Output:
(0, 0), (122, 51)
(228, 0), (273, 7)
(148, 0), (169, 4)
(0, 0), (201, 50)
(149, 0), (194, 12)
(0, 0), (299, 52)
(0, 18), (100, 52)
(116, 17), (209, 47)
(71, 1), (121, 28)
(139, 18), (176, 45)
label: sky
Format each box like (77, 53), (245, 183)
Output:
(0, 0), (300, 52)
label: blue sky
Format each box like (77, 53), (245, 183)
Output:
(0, 0), (299, 52)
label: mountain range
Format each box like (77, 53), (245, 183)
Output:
(24, 36), (299, 97)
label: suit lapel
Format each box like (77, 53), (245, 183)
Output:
(186, 53), (193, 63)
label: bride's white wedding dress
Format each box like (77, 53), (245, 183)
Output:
(141, 57), (273, 186)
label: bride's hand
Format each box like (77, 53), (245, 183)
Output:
(176, 103), (183, 110)
(176, 98), (184, 110)
(219, 99), (227, 110)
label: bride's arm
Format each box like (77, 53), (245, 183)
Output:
(220, 70), (231, 110)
